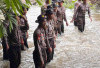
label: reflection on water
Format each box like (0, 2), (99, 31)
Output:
(0, 6), (100, 68)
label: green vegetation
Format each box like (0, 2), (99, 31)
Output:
(0, 0), (32, 38)
(63, 0), (96, 9)
(0, 0), (98, 38)
(63, 0), (77, 9)
(0, 0), (51, 38)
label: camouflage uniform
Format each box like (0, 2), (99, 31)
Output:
(19, 15), (29, 48)
(53, 11), (58, 35)
(57, 6), (67, 34)
(1, 21), (9, 60)
(1, 37), (9, 60)
(73, 1), (81, 26)
(46, 20), (55, 62)
(74, 3), (91, 32)
(52, 3), (58, 35)
(33, 27), (47, 68)
(7, 22), (21, 68)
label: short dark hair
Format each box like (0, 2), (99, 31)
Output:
(46, 9), (53, 15)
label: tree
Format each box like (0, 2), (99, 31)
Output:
(0, 0), (32, 38)
(0, 0), (49, 38)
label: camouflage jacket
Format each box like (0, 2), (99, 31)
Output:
(73, 3), (91, 19)
(19, 15), (29, 34)
(33, 27), (47, 62)
(7, 23), (20, 45)
(46, 20), (55, 39)
(57, 6), (67, 22)
(73, 1), (81, 19)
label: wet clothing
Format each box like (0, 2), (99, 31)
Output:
(73, 1), (81, 26)
(46, 38), (54, 63)
(57, 6), (67, 34)
(17, 16), (24, 50)
(1, 21), (9, 60)
(53, 11), (58, 35)
(19, 16), (29, 48)
(46, 20), (55, 62)
(46, 20), (55, 38)
(7, 23), (21, 68)
(73, 3), (91, 32)
(1, 37), (9, 60)
(8, 45), (21, 68)
(33, 27), (47, 68)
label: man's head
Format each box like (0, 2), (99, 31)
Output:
(45, 0), (50, 4)
(52, 4), (58, 12)
(22, 7), (27, 15)
(36, 15), (47, 29)
(47, 5), (53, 10)
(82, 0), (87, 4)
(58, 0), (64, 7)
(46, 9), (54, 20)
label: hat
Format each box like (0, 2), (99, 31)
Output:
(35, 15), (46, 23)
(58, 0), (64, 3)
(52, 3), (58, 8)
(47, 5), (53, 10)
(46, 9), (53, 15)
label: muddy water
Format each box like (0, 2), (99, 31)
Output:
(0, 6), (100, 68)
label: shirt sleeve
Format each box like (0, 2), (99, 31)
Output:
(62, 7), (67, 22)
(45, 29), (51, 48)
(88, 6), (91, 18)
(73, 5), (81, 20)
(36, 31), (44, 63)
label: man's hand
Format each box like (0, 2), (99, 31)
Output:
(70, 19), (74, 23)
(49, 47), (52, 53)
(23, 15), (27, 21)
(41, 60), (44, 67)
(21, 38), (24, 45)
(90, 17), (92, 22)
(54, 43), (56, 48)
(6, 44), (9, 50)
(46, 55), (47, 61)
(66, 22), (68, 26)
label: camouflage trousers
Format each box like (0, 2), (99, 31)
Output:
(77, 16), (85, 32)
(2, 38), (9, 60)
(74, 20), (78, 26)
(46, 38), (55, 63)
(8, 45), (21, 68)
(57, 21), (64, 35)
(54, 27), (58, 36)
(21, 32), (29, 50)
(33, 48), (47, 68)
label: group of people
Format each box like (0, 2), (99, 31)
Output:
(1, 7), (29, 68)
(33, 0), (92, 68)
(1, 0), (93, 68)
(33, 0), (69, 68)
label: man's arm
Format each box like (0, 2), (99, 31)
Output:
(63, 7), (68, 26)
